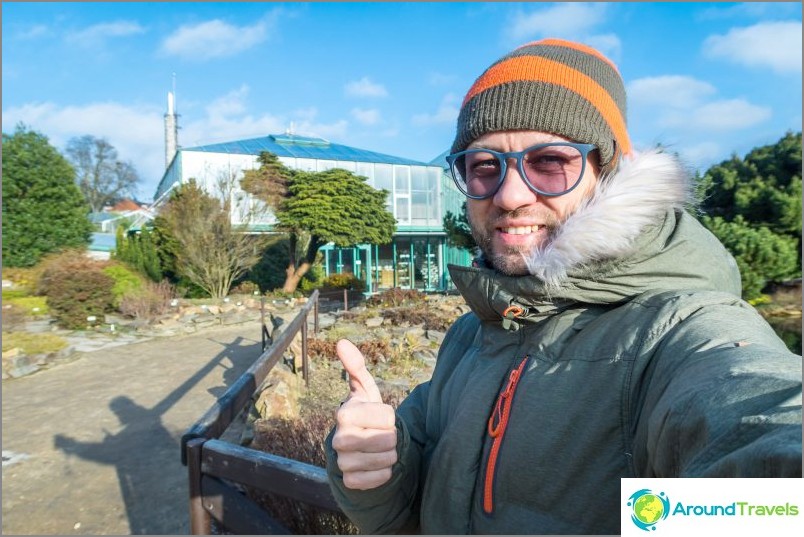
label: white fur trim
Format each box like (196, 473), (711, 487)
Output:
(524, 149), (694, 286)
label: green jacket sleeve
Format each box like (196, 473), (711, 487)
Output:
(632, 294), (802, 477)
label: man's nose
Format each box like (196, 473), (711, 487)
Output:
(492, 161), (539, 210)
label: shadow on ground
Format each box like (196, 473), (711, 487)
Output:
(51, 334), (260, 534)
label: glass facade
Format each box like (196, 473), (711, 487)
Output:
(271, 157), (443, 229)
(321, 233), (467, 293)
(289, 156), (471, 292)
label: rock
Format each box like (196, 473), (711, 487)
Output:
(315, 313), (337, 330)
(157, 317), (181, 329)
(365, 317), (384, 328)
(376, 378), (412, 395)
(425, 330), (446, 345)
(192, 318), (219, 329)
(454, 304), (472, 315)
(255, 366), (302, 420)
(404, 326), (425, 338)
(4, 355), (40, 378)
(179, 313), (199, 323)
(2, 347), (23, 360)
(23, 320), (54, 334)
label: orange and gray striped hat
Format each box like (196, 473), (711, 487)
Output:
(451, 38), (632, 168)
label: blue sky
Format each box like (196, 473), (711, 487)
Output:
(2, 2), (802, 201)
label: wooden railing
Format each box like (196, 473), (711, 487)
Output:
(181, 289), (344, 534)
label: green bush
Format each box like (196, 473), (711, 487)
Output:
(321, 273), (366, 292)
(230, 280), (260, 296)
(703, 215), (800, 300)
(102, 263), (146, 307)
(43, 263), (116, 329)
(299, 264), (325, 293)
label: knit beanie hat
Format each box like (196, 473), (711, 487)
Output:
(451, 38), (631, 169)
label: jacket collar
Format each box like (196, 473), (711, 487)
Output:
(449, 150), (741, 323)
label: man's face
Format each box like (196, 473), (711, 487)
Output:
(466, 130), (601, 276)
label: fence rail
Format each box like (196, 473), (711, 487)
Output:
(181, 289), (344, 534)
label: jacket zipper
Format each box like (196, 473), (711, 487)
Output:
(483, 355), (530, 515)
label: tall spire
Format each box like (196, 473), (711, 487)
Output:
(164, 73), (179, 169)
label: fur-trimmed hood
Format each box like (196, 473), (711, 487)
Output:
(449, 150), (742, 321)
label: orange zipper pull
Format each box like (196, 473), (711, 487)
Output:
(483, 356), (529, 514)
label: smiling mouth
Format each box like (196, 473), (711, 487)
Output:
(500, 225), (542, 235)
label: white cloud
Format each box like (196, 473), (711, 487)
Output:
(2, 101), (164, 198)
(18, 24), (50, 40)
(66, 21), (146, 46)
(628, 76), (717, 108)
(351, 107), (381, 126)
(696, 3), (800, 21)
(205, 85), (250, 119)
(428, 72), (456, 86)
(704, 21), (802, 74)
(344, 77), (388, 98)
(678, 141), (723, 170)
(505, 3), (621, 60)
(411, 93), (459, 127)
(185, 93), (347, 148)
(509, 2), (608, 41)
(659, 98), (771, 131)
(161, 17), (273, 60)
(2, 87), (354, 198)
(582, 34), (622, 61)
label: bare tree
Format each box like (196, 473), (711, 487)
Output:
(65, 135), (140, 212)
(157, 171), (271, 299)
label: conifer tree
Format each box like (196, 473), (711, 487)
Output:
(2, 124), (92, 267)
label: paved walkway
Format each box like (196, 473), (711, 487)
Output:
(2, 322), (266, 535)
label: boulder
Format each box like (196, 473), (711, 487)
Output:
(365, 317), (384, 328)
(255, 365), (302, 420)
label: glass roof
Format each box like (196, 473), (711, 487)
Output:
(188, 134), (430, 166)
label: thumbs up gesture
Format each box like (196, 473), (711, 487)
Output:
(332, 339), (398, 490)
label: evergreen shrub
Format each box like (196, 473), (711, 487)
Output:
(41, 257), (115, 329)
(102, 263), (146, 307)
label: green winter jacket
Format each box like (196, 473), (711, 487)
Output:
(325, 151), (802, 534)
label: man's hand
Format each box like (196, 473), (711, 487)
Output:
(332, 339), (398, 490)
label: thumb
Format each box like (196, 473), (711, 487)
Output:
(337, 339), (383, 403)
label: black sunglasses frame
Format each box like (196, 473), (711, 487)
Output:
(446, 142), (597, 200)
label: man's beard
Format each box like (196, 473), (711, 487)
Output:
(469, 208), (561, 276)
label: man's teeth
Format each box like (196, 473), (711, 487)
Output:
(503, 226), (540, 235)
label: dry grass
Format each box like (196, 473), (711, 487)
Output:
(244, 356), (410, 534)
(2, 331), (68, 355)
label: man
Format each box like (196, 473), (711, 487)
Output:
(325, 38), (802, 535)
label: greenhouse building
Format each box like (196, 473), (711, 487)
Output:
(153, 133), (471, 293)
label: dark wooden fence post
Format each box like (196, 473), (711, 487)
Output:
(261, 296), (270, 352)
(313, 294), (319, 335)
(187, 437), (211, 535)
(301, 314), (309, 388)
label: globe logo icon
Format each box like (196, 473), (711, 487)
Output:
(627, 489), (670, 531)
